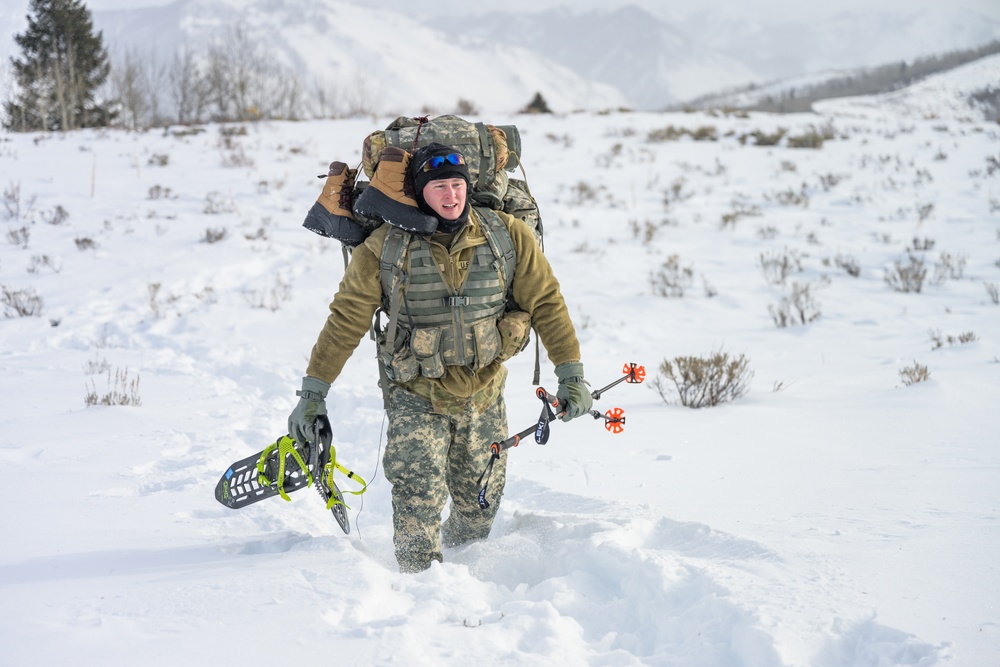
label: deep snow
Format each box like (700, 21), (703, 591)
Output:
(1, 78), (999, 665)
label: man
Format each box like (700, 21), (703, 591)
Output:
(289, 142), (592, 572)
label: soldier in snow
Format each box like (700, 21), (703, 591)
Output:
(289, 141), (592, 573)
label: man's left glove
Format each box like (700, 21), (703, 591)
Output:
(554, 362), (593, 422)
(287, 376), (330, 444)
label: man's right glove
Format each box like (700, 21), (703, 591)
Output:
(287, 376), (330, 444)
(554, 362), (593, 422)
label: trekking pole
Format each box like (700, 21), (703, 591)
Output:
(476, 362), (645, 508)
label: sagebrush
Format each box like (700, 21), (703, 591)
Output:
(654, 351), (754, 408)
(84, 367), (142, 407)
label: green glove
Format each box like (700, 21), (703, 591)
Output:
(554, 362), (593, 422)
(288, 376), (330, 444)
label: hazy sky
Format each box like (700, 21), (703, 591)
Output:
(78, 0), (1000, 22)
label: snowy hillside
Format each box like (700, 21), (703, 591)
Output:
(815, 52), (1000, 122)
(1, 71), (999, 665)
(85, 0), (628, 115)
(3, 0), (1000, 114)
(432, 6), (760, 109)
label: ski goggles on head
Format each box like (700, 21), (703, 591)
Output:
(420, 152), (465, 171)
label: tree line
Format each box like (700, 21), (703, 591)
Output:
(686, 39), (1000, 117)
(3, 0), (384, 132)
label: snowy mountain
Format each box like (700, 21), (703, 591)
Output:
(432, 6), (760, 110)
(815, 52), (1000, 121)
(92, 0), (631, 115)
(678, 6), (1000, 82)
(430, 4), (1000, 108)
(3, 0), (999, 114)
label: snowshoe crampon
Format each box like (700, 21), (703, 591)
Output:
(214, 415), (365, 534)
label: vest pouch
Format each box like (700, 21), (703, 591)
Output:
(411, 327), (446, 379)
(496, 309), (532, 363)
(471, 318), (501, 370)
(380, 328), (419, 383)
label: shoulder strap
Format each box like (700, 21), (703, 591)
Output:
(475, 207), (540, 384)
(475, 207), (516, 296)
(379, 227), (412, 359)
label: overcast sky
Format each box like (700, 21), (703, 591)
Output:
(76, 0), (1000, 22)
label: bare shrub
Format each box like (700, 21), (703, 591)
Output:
(818, 173), (846, 191)
(84, 367), (142, 407)
(27, 255), (61, 274)
(41, 205), (68, 225)
(3, 181), (34, 219)
(653, 351), (754, 408)
(834, 253), (860, 277)
(647, 125), (687, 142)
(650, 254), (694, 297)
(769, 282), (821, 327)
(720, 200), (762, 228)
(147, 185), (173, 199)
(885, 255), (926, 293)
(757, 226), (780, 240)
(219, 136), (255, 168)
(770, 184), (809, 207)
(759, 247), (804, 285)
(898, 361), (930, 386)
(933, 252), (967, 283)
(204, 191), (236, 215)
(83, 354), (111, 374)
(741, 128), (786, 146)
(647, 125), (717, 142)
(75, 237), (97, 251)
(3, 181), (21, 219)
(244, 274), (291, 311)
(929, 329), (978, 349)
(916, 202), (934, 222)
(569, 181), (599, 205)
(454, 98), (478, 115)
(908, 237), (935, 252)
(7, 225), (30, 248)
(985, 282), (999, 304)
(202, 227), (228, 244)
(2, 284), (44, 317)
(787, 124), (835, 149)
(690, 126), (718, 141)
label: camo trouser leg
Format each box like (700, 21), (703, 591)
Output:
(383, 385), (508, 573)
(440, 392), (508, 550)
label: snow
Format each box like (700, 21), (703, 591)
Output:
(1, 80), (999, 665)
(815, 52), (1000, 122)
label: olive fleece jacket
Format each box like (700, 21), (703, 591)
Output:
(305, 209), (581, 404)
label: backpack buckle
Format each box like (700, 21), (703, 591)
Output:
(447, 296), (470, 307)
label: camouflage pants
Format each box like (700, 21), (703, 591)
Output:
(383, 385), (508, 573)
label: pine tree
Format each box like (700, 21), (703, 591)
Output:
(4, 0), (112, 131)
(521, 92), (552, 114)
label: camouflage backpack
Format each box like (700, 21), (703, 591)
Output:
(304, 114), (542, 248)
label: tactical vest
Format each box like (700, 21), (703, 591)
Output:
(376, 208), (516, 383)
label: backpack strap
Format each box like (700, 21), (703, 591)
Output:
(379, 227), (412, 358)
(474, 122), (493, 193)
(475, 207), (540, 384)
(474, 207), (516, 297)
(376, 227), (412, 409)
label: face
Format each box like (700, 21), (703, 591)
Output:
(421, 178), (467, 220)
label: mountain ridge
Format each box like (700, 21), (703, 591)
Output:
(1, 0), (998, 117)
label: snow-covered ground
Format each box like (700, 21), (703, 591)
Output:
(815, 53), (1000, 123)
(1, 86), (998, 665)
